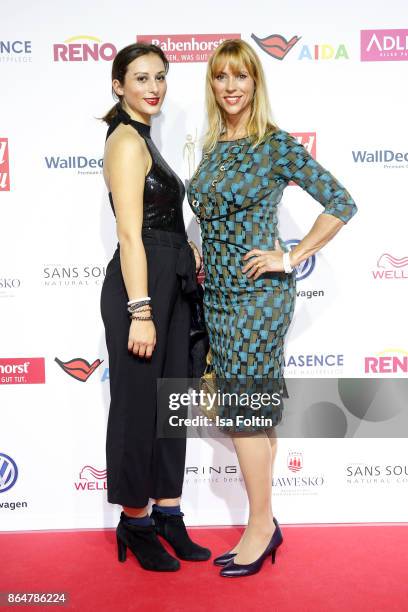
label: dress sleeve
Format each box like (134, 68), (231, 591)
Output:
(271, 130), (357, 223)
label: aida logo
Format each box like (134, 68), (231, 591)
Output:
(0, 138), (10, 191)
(136, 34), (240, 63)
(364, 349), (408, 374)
(53, 36), (117, 62)
(287, 451), (303, 473)
(55, 357), (103, 382)
(298, 42), (349, 60)
(0, 358), (45, 385)
(371, 253), (408, 280)
(74, 466), (107, 491)
(361, 29), (408, 61)
(250, 33), (301, 60)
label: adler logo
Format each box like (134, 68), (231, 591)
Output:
(136, 34), (240, 63)
(0, 138), (10, 191)
(361, 29), (408, 61)
(53, 35), (117, 62)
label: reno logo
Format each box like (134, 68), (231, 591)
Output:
(284, 239), (316, 281)
(74, 466), (107, 491)
(0, 358), (45, 385)
(0, 138), (10, 191)
(136, 34), (240, 63)
(361, 29), (408, 61)
(287, 451), (303, 473)
(371, 253), (408, 280)
(53, 36), (117, 62)
(250, 33), (301, 60)
(364, 349), (408, 374)
(55, 357), (103, 382)
(0, 453), (18, 493)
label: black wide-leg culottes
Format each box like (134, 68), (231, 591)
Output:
(100, 229), (192, 508)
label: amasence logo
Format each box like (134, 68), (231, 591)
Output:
(136, 34), (240, 62)
(0, 40), (32, 63)
(53, 36), (117, 62)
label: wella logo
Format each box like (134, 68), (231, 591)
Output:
(364, 349), (408, 374)
(371, 253), (408, 280)
(53, 36), (117, 62)
(0, 138), (10, 191)
(74, 466), (107, 491)
(137, 34), (240, 63)
(361, 29), (408, 61)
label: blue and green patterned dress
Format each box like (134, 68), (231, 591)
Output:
(187, 129), (357, 422)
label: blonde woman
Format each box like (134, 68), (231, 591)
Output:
(188, 39), (357, 577)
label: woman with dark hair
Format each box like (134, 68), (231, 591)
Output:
(100, 43), (210, 572)
(188, 39), (357, 577)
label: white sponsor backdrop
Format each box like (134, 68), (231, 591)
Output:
(1, 0), (408, 529)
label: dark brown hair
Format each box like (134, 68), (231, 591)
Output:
(102, 43), (169, 125)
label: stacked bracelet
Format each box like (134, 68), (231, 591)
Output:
(127, 300), (151, 314)
(127, 296), (153, 321)
(282, 252), (293, 274)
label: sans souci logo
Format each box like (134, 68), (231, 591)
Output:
(0, 138), (10, 191)
(284, 239), (316, 282)
(183, 464), (242, 486)
(0, 40), (32, 63)
(55, 357), (103, 382)
(352, 148), (408, 169)
(364, 349), (408, 375)
(42, 264), (106, 287)
(284, 353), (344, 376)
(274, 450), (325, 495)
(361, 29), (408, 62)
(371, 253), (408, 280)
(74, 466), (107, 491)
(44, 154), (103, 175)
(346, 463), (408, 487)
(252, 33), (348, 61)
(53, 35), (117, 62)
(136, 34), (240, 63)
(0, 358), (45, 385)
(0, 453), (18, 493)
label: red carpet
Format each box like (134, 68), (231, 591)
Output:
(1, 524), (408, 611)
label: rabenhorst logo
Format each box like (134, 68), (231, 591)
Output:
(0, 358), (45, 385)
(251, 33), (301, 60)
(42, 264), (106, 287)
(284, 239), (316, 282)
(346, 463), (408, 486)
(44, 154), (103, 175)
(284, 353), (344, 376)
(361, 29), (408, 62)
(74, 466), (107, 491)
(0, 453), (18, 493)
(55, 357), (103, 382)
(136, 34), (240, 63)
(364, 349), (408, 374)
(53, 36), (117, 62)
(352, 148), (408, 169)
(0, 138), (10, 191)
(287, 451), (303, 472)
(0, 40), (32, 63)
(371, 253), (408, 280)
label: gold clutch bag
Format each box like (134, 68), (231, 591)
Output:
(199, 350), (218, 421)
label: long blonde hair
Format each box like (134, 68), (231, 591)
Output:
(204, 39), (277, 151)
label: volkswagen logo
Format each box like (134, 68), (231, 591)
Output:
(0, 453), (18, 493)
(284, 239), (316, 281)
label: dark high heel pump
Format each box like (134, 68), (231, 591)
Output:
(214, 516), (279, 567)
(116, 512), (180, 572)
(220, 517), (283, 578)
